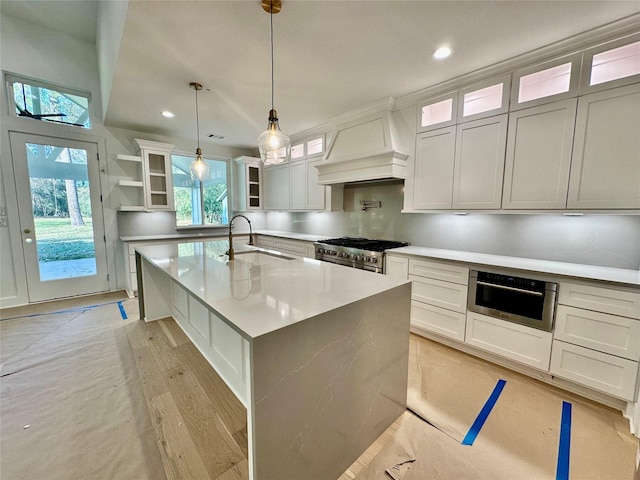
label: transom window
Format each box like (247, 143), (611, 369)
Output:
(171, 154), (230, 226)
(6, 74), (91, 129)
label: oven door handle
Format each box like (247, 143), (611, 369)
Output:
(476, 280), (544, 297)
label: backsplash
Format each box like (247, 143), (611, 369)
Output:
(265, 182), (640, 270)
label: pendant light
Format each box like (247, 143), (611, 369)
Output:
(189, 82), (210, 182)
(258, 0), (291, 165)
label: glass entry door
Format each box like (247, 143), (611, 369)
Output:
(9, 132), (109, 302)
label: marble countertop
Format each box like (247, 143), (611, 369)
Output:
(135, 240), (409, 339)
(387, 246), (640, 287)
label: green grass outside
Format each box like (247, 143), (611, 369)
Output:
(35, 217), (96, 262)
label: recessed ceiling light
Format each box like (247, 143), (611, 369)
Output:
(161, 111), (175, 118)
(433, 46), (452, 59)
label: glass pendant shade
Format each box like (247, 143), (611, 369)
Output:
(258, 109), (291, 165)
(190, 147), (210, 181)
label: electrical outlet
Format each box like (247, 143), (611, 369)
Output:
(0, 206), (6, 216)
(0, 217), (7, 227)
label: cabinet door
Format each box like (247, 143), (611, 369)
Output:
(306, 158), (326, 210)
(413, 127), (456, 209)
(289, 160), (306, 210)
(452, 114), (507, 209)
(385, 255), (409, 280)
(567, 84), (640, 209)
(264, 166), (290, 210)
(502, 100), (577, 209)
(143, 149), (174, 210)
(263, 167), (277, 210)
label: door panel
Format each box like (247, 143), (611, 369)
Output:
(9, 132), (109, 302)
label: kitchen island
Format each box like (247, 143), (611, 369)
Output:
(135, 240), (411, 480)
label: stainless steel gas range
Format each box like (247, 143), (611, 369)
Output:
(314, 237), (409, 274)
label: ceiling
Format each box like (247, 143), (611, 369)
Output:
(2, 1), (639, 152)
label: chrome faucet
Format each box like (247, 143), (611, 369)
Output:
(227, 214), (253, 260)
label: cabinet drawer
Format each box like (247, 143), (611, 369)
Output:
(555, 305), (640, 361)
(408, 258), (469, 285)
(255, 236), (275, 248)
(409, 275), (468, 313)
(273, 238), (307, 256)
(550, 340), (638, 401)
(411, 301), (466, 342)
(558, 282), (640, 319)
(465, 312), (552, 370)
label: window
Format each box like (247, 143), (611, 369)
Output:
(6, 74), (91, 129)
(171, 154), (230, 226)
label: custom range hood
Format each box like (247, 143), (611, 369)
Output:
(316, 108), (410, 185)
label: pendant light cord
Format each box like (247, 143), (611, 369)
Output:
(270, 4), (274, 111)
(195, 86), (201, 148)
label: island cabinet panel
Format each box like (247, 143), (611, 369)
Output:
(452, 114), (508, 210)
(170, 281), (249, 407)
(502, 99), (577, 209)
(465, 311), (552, 370)
(567, 83), (640, 209)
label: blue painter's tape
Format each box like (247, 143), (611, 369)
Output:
(556, 401), (572, 480)
(117, 301), (128, 320)
(461, 379), (506, 446)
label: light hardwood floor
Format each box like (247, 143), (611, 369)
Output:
(2, 293), (637, 480)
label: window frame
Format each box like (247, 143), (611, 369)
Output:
(171, 151), (232, 229)
(4, 72), (93, 130)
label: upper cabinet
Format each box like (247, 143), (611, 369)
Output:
(580, 34), (640, 95)
(234, 156), (262, 211)
(567, 83), (640, 209)
(135, 139), (175, 211)
(502, 99), (577, 209)
(263, 134), (343, 211)
(457, 75), (511, 123)
(510, 54), (581, 110)
(115, 139), (174, 211)
(417, 93), (457, 132)
(406, 34), (640, 213)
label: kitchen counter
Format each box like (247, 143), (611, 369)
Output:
(134, 239), (411, 480)
(135, 241), (408, 338)
(388, 246), (640, 287)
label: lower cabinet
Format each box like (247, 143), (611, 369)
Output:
(255, 235), (316, 259)
(550, 341), (638, 401)
(172, 282), (249, 406)
(412, 300), (466, 342)
(465, 312), (552, 370)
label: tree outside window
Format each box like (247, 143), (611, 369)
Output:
(172, 154), (229, 226)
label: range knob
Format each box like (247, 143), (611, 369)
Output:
(330, 250), (338, 256)
(340, 252), (351, 259)
(353, 255), (362, 262)
(368, 257), (378, 264)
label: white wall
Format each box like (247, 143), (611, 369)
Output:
(0, 13), (252, 307)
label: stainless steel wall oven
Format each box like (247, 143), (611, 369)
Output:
(468, 270), (558, 332)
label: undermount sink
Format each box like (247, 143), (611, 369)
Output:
(226, 250), (295, 266)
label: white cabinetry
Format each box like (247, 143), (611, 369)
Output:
(550, 282), (640, 400)
(115, 154), (145, 211)
(502, 99), (577, 209)
(408, 258), (468, 341)
(135, 139), (175, 211)
(466, 312), (553, 370)
(385, 255), (409, 281)
(452, 114), (508, 209)
(255, 235), (316, 259)
(234, 156), (262, 211)
(413, 127), (456, 209)
(566, 83), (640, 209)
(264, 164), (290, 210)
